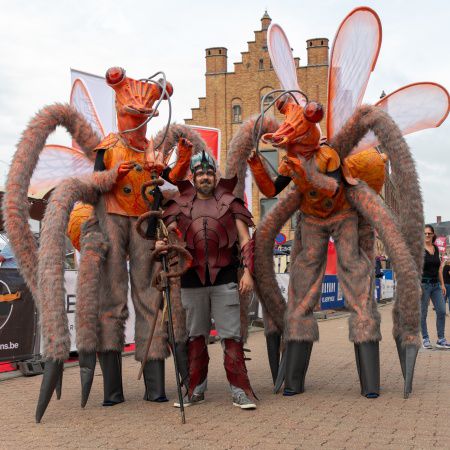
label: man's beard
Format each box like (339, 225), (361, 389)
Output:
(196, 180), (214, 196)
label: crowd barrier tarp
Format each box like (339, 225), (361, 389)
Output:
(257, 273), (395, 319)
(0, 269), (37, 362)
(64, 270), (135, 353)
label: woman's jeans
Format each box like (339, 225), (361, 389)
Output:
(421, 282), (446, 340)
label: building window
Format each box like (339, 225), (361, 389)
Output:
(259, 59), (264, 70)
(262, 94), (274, 109)
(232, 104), (242, 123)
(260, 198), (278, 219)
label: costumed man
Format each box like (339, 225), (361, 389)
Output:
(159, 151), (257, 409)
(248, 97), (382, 397)
(89, 67), (192, 406)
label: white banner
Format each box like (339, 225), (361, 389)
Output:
(64, 270), (135, 352)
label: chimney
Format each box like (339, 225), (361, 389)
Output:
(437, 216), (442, 224)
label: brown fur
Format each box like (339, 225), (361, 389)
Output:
(3, 104), (100, 299)
(286, 210), (381, 343)
(38, 169), (118, 361)
(332, 105), (423, 343)
(347, 182), (421, 347)
(303, 156), (339, 194)
(254, 189), (302, 335)
(225, 115), (279, 200)
(75, 217), (109, 353)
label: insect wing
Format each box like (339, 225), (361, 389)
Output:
(355, 82), (450, 152)
(29, 145), (94, 197)
(267, 23), (305, 105)
(327, 7), (382, 139)
(70, 78), (105, 149)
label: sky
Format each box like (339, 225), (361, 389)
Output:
(0, 0), (449, 223)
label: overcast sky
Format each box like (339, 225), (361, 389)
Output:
(0, 0), (449, 223)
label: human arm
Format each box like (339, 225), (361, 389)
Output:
(439, 259), (446, 296)
(247, 150), (291, 197)
(236, 218), (254, 295)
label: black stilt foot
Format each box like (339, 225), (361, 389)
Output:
(98, 351), (124, 406)
(274, 351), (286, 394)
(283, 341), (313, 396)
(55, 369), (63, 400)
(35, 360), (64, 423)
(143, 359), (168, 402)
(395, 337), (418, 399)
(266, 333), (281, 385)
(354, 341), (380, 398)
(79, 352), (97, 408)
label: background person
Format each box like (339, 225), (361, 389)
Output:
(421, 225), (450, 349)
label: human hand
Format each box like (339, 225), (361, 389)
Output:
(155, 238), (168, 254)
(239, 269), (254, 295)
(117, 161), (135, 179)
(442, 285), (447, 297)
(178, 137), (193, 156)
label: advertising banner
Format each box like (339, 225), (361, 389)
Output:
(0, 269), (37, 362)
(320, 275), (345, 310)
(64, 271), (135, 352)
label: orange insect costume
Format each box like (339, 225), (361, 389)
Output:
(239, 9), (448, 401)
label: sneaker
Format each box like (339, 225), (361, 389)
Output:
(436, 339), (450, 349)
(173, 393), (205, 408)
(232, 393), (256, 410)
(422, 338), (433, 349)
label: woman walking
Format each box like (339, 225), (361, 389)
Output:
(421, 225), (450, 349)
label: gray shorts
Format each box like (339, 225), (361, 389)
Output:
(181, 282), (241, 340)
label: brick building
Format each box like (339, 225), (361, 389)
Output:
(185, 11), (397, 243)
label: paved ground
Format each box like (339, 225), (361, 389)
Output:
(1, 303), (450, 449)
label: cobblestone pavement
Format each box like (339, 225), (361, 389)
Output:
(1, 303), (450, 449)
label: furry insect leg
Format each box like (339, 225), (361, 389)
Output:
(3, 104), (100, 298)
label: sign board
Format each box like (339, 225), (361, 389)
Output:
(0, 269), (37, 362)
(64, 270), (135, 352)
(275, 233), (287, 245)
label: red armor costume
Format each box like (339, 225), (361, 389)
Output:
(163, 177), (253, 285)
(163, 162), (257, 407)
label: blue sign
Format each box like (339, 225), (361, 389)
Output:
(275, 233), (286, 245)
(320, 275), (345, 310)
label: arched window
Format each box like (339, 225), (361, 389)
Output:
(232, 104), (242, 123)
(263, 94), (274, 109)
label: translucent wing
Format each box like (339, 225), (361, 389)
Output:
(29, 145), (94, 197)
(355, 82), (450, 152)
(267, 23), (305, 105)
(70, 78), (105, 149)
(327, 7), (382, 139)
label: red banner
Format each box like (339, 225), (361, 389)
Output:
(189, 126), (221, 163)
(435, 236), (447, 254)
(325, 239), (337, 275)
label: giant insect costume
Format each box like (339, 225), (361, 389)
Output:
(226, 7), (449, 398)
(3, 67), (211, 422)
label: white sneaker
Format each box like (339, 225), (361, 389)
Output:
(232, 393), (256, 410)
(436, 339), (450, 349)
(173, 393), (205, 408)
